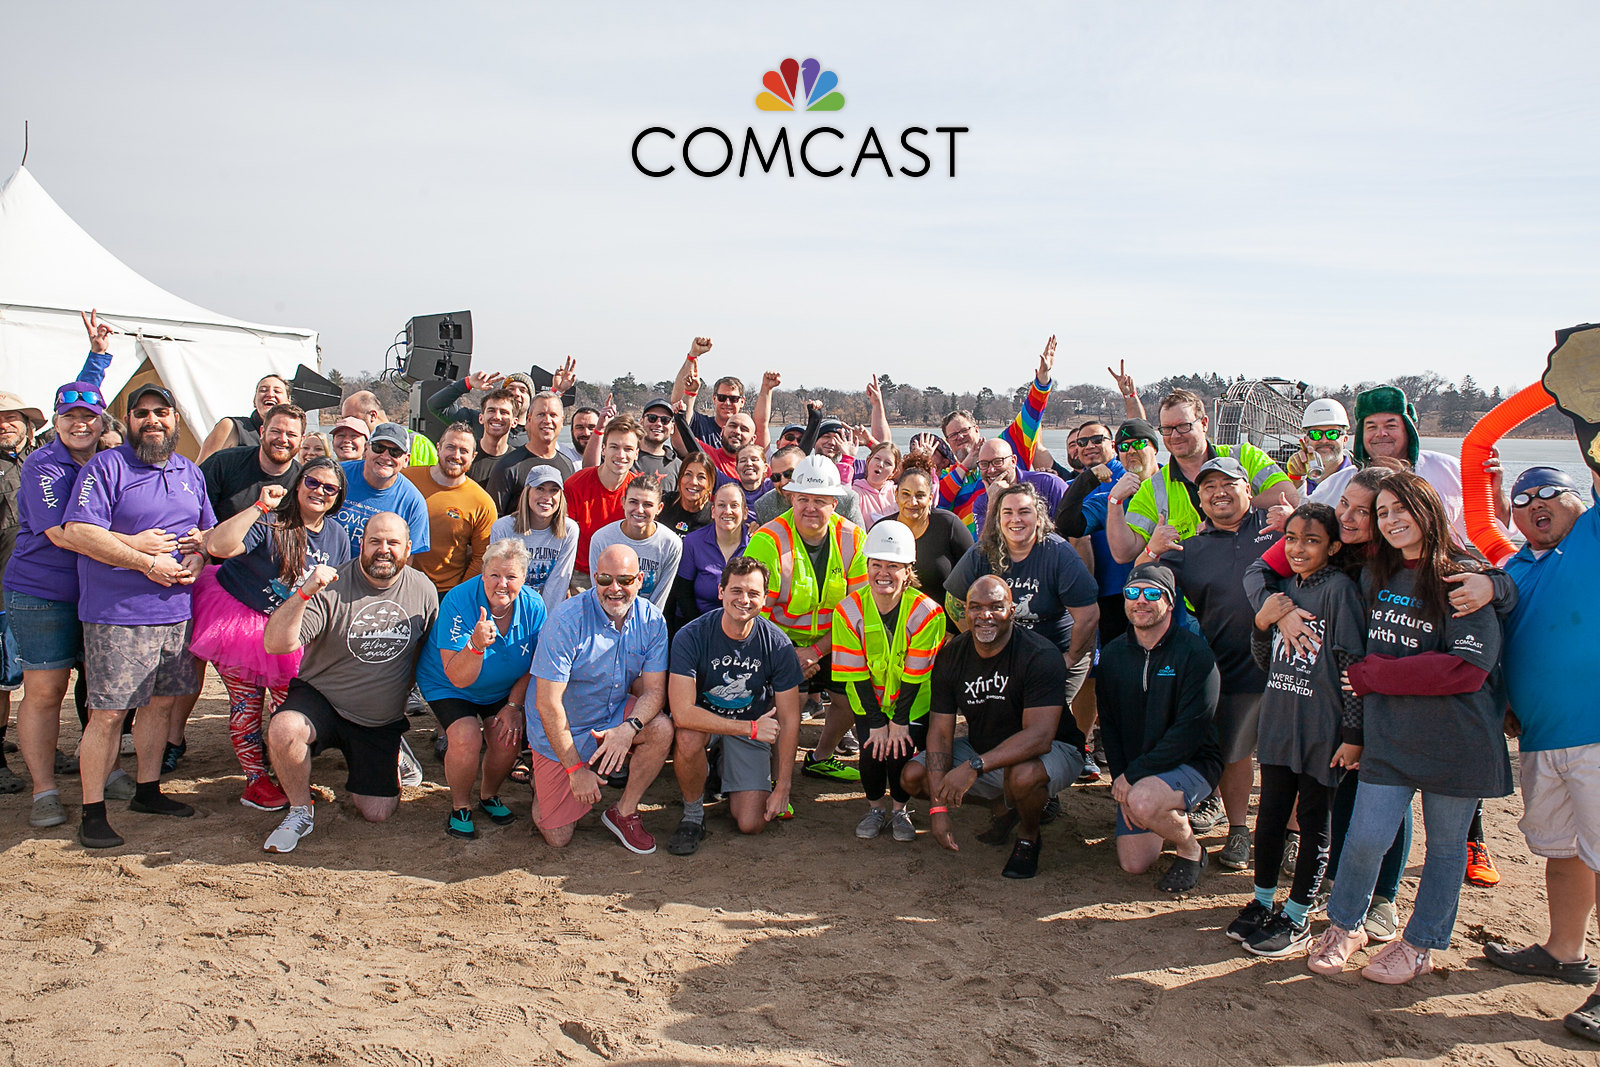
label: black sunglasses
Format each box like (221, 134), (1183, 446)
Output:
(595, 572), (640, 587)
(770, 469), (795, 482)
(714, 393), (742, 404)
(1077, 434), (1110, 447)
(642, 412), (673, 424)
(370, 442), (406, 458)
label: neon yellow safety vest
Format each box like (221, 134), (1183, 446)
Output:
(743, 511), (867, 646)
(1124, 442), (1290, 542)
(831, 588), (946, 723)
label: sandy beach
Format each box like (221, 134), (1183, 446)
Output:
(0, 677), (1593, 1066)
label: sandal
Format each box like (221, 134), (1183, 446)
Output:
(509, 753), (532, 784)
(1484, 942), (1600, 985)
(1566, 993), (1600, 1043)
(1156, 846), (1208, 893)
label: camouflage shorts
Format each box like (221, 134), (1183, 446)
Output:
(83, 621), (200, 710)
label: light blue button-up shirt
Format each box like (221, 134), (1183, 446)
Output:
(527, 588), (668, 762)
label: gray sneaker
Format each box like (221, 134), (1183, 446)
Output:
(264, 806), (315, 853)
(855, 808), (890, 839)
(397, 737), (424, 787)
(1188, 794), (1224, 834)
(1218, 825), (1253, 870)
(30, 793), (68, 828)
(1364, 895), (1401, 942)
(103, 771), (136, 802)
(890, 809), (916, 842)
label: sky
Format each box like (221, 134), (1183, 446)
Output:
(5, 2), (1600, 396)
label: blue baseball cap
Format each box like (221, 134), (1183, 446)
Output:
(1511, 466), (1582, 499)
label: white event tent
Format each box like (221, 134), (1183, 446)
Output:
(0, 165), (317, 449)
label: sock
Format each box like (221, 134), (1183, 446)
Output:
(33, 789), (60, 801)
(1282, 898), (1310, 926)
(134, 779), (162, 803)
(682, 799), (705, 825)
(1229, 823), (1247, 833)
(1254, 885), (1276, 909)
(83, 801), (107, 823)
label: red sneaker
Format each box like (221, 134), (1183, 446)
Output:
(601, 805), (656, 855)
(240, 776), (291, 812)
(1465, 841), (1500, 887)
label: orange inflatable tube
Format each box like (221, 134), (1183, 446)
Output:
(1461, 381), (1554, 565)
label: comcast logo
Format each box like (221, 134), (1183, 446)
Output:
(757, 58), (844, 112)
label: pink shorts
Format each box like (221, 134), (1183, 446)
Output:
(531, 696), (635, 831)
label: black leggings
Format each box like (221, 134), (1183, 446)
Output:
(853, 720), (928, 803)
(1255, 764), (1335, 906)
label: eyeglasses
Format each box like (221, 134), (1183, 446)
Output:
(56, 389), (104, 406)
(1512, 485), (1577, 508)
(370, 443), (406, 459)
(1077, 434), (1110, 447)
(303, 476), (340, 496)
(770, 469), (795, 482)
(714, 393), (742, 404)
(643, 413), (673, 425)
(976, 457), (1013, 472)
(1306, 428), (1344, 441)
(594, 572), (640, 587)
(1158, 422), (1196, 437)
(1123, 586), (1167, 602)
(1116, 439), (1150, 453)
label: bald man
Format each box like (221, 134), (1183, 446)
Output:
(260, 512), (440, 854)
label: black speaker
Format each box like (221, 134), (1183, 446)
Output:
(402, 311), (473, 383)
(288, 364), (342, 411)
(409, 378), (459, 444)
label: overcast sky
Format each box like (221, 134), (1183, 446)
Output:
(5, 2), (1598, 395)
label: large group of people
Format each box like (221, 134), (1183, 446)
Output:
(4, 316), (1600, 1041)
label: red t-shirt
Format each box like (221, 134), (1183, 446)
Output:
(565, 466), (635, 574)
(700, 441), (739, 481)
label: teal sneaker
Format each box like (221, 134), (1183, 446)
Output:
(447, 807), (476, 840)
(478, 795), (516, 826)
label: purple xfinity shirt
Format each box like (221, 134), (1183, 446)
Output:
(4, 438), (89, 602)
(64, 444), (215, 626)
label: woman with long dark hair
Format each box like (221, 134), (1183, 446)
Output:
(195, 457), (351, 811)
(660, 452), (717, 536)
(1307, 472), (1512, 985)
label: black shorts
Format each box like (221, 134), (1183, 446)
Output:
(430, 695), (506, 729)
(281, 678), (407, 798)
(1097, 593), (1129, 647)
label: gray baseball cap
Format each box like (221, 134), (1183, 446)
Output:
(1195, 456), (1249, 485)
(370, 421), (411, 450)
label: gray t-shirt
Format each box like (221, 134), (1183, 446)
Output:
(587, 521), (682, 611)
(1253, 567), (1366, 786)
(753, 489), (863, 530)
(297, 560), (440, 727)
(634, 447), (681, 493)
(1357, 564), (1510, 798)
(489, 514), (578, 615)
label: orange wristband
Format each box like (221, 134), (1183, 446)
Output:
(296, 588), (314, 601)
(564, 763), (582, 776)
(750, 721), (759, 740)
(928, 806), (948, 815)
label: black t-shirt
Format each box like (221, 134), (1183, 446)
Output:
(200, 445), (299, 523)
(660, 492), (713, 537)
(1161, 508), (1280, 693)
(912, 509), (974, 598)
(930, 626), (1081, 752)
(485, 445), (575, 515)
(803, 529), (832, 585)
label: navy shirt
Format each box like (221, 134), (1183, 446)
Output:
(669, 610), (802, 721)
(1162, 508), (1280, 694)
(946, 534), (1098, 654)
(216, 517), (352, 614)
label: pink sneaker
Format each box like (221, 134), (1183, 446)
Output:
(1307, 923), (1369, 976)
(601, 804), (656, 855)
(240, 776), (291, 812)
(1361, 940), (1433, 985)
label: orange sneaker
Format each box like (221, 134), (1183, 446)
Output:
(1465, 841), (1500, 887)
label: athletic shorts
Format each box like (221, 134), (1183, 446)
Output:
(429, 695), (508, 729)
(83, 620), (200, 710)
(1519, 743), (1600, 871)
(714, 734), (776, 794)
(529, 695), (637, 830)
(1214, 691), (1263, 765)
(910, 736), (1084, 803)
(4, 591), (83, 672)
(1063, 651), (1091, 707)
(1114, 763), (1213, 836)
(280, 678), (406, 799)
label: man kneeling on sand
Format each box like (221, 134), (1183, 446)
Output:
(260, 513), (439, 854)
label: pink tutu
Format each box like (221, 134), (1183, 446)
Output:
(190, 567), (303, 688)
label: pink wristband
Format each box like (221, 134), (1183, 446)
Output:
(564, 764), (582, 776)
(928, 806), (948, 815)
(750, 721), (759, 740)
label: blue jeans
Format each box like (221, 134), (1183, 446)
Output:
(1327, 782), (1479, 951)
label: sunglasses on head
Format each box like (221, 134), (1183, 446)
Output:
(56, 388), (104, 407)
(714, 393), (742, 404)
(594, 572), (640, 587)
(1512, 485), (1577, 508)
(1306, 428), (1344, 441)
(370, 442), (406, 458)
(302, 476), (340, 496)
(1077, 434), (1110, 447)
(1123, 586), (1166, 602)
(1116, 438), (1150, 453)
(643, 412), (672, 424)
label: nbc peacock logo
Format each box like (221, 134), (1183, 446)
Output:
(756, 58), (845, 112)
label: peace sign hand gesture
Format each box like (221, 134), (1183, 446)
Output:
(81, 309), (113, 354)
(1107, 360), (1137, 399)
(549, 357), (578, 396)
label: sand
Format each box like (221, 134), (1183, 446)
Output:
(0, 680), (1595, 1067)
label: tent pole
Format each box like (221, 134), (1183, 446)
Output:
(19, 121), (27, 167)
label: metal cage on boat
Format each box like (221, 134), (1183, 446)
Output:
(1210, 378), (1311, 462)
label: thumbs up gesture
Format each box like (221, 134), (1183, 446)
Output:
(1264, 489), (1295, 533)
(470, 606), (497, 651)
(751, 710), (780, 744)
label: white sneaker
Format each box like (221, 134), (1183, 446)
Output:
(397, 737), (424, 787)
(263, 805), (314, 853)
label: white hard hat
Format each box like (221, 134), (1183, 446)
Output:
(1301, 398), (1350, 430)
(864, 520), (917, 563)
(783, 454), (852, 497)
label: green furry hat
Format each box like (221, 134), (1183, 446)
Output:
(1351, 385), (1421, 465)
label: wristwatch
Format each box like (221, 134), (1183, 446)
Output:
(967, 755), (985, 774)
(625, 717), (644, 733)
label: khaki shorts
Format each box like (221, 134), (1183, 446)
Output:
(1519, 742), (1600, 871)
(83, 620), (200, 710)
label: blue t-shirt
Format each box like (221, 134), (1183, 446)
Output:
(668, 610), (802, 721)
(331, 460), (431, 559)
(945, 533), (1098, 654)
(417, 579), (546, 704)
(216, 518), (352, 614)
(527, 590), (669, 762)
(1077, 459), (1135, 598)
(1504, 499), (1600, 752)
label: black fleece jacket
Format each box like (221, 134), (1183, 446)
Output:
(1097, 621), (1224, 788)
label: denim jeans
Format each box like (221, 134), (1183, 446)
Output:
(1329, 769), (1412, 901)
(1326, 782), (1480, 951)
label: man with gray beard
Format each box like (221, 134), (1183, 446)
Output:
(61, 385), (213, 849)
